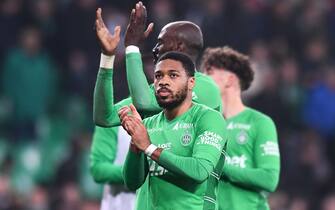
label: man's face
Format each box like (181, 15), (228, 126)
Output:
(205, 66), (233, 93)
(152, 28), (177, 63)
(154, 59), (193, 109)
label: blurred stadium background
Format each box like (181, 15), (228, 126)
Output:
(0, 0), (335, 209)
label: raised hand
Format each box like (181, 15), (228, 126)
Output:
(95, 8), (121, 55)
(118, 105), (150, 151)
(124, 1), (154, 47)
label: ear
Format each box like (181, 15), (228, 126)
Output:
(188, 77), (195, 90)
(225, 73), (236, 88)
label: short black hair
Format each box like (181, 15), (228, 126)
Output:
(201, 46), (254, 91)
(157, 51), (195, 77)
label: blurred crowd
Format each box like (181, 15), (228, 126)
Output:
(0, 0), (335, 209)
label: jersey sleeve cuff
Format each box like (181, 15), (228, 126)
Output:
(126, 45), (140, 54)
(99, 53), (115, 69)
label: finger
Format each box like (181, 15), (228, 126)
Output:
(121, 116), (134, 133)
(129, 9), (136, 24)
(112, 25), (121, 39)
(133, 117), (145, 127)
(96, 8), (102, 24)
(142, 4), (147, 25)
(124, 118), (137, 134)
(96, 8), (101, 19)
(118, 106), (130, 120)
(95, 20), (100, 31)
(97, 8), (107, 29)
(135, 2), (143, 23)
(137, 2), (146, 26)
(95, 8), (102, 30)
(144, 22), (154, 38)
(119, 110), (130, 121)
(136, 2), (141, 11)
(121, 116), (129, 127)
(121, 122), (130, 134)
(118, 106), (130, 114)
(129, 104), (142, 120)
(125, 123), (134, 135)
(118, 107), (128, 117)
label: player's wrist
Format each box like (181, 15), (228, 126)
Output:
(129, 141), (141, 153)
(144, 144), (158, 157)
(99, 53), (115, 69)
(125, 45), (140, 54)
(150, 148), (163, 161)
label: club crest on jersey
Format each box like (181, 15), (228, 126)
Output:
(236, 130), (248, 144)
(181, 130), (192, 146)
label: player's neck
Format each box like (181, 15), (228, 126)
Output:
(164, 96), (193, 121)
(222, 89), (245, 119)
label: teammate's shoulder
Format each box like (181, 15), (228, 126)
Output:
(246, 107), (275, 124)
(194, 72), (220, 93)
(195, 71), (217, 84)
(193, 103), (224, 119)
(142, 111), (163, 124)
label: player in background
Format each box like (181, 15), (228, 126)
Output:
(119, 51), (227, 210)
(201, 47), (280, 210)
(93, 1), (222, 128)
(90, 126), (135, 210)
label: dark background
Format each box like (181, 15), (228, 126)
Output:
(0, 0), (335, 209)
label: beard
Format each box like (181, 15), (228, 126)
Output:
(155, 85), (188, 110)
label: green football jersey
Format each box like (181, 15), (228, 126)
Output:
(90, 126), (123, 184)
(218, 107), (280, 210)
(123, 103), (227, 210)
(93, 51), (224, 210)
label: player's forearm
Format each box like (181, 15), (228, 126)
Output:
(123, 148), (148, 190)
(90, 162), (123, 184)
(93, 54), (121, 127)
(154, 149), (214, 183)
(125, 46), (161, 112)
(223, 165), (280, 192)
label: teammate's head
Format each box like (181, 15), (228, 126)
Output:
(201, 46), (254, 92)
(153, 21), (203, 64)
(154, 51), (195, 110)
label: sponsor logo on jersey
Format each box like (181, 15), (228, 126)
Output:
(260, 141), (279, 156)
(180, 130), (192, 146)
(236, 130), (249, 144)
(197, 131), (223, 151)
(172, 122), (194, 130)
(148, 160), (168, 176)
(227, 122), (251, 130)
(157, 142), (172, 150)
(147, 127), (163, 133)
(226, 155), (247, 168)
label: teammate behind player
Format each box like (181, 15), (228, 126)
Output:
(90, 126), (135, 210)
(93, 2), (222, 128)
(119, 51), (227, 210)
(201, 47), (280, 210)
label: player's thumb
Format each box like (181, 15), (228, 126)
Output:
(144, 22), (154, 38)
(114, 26), (121, 39)
(129, 104), (142, 120)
